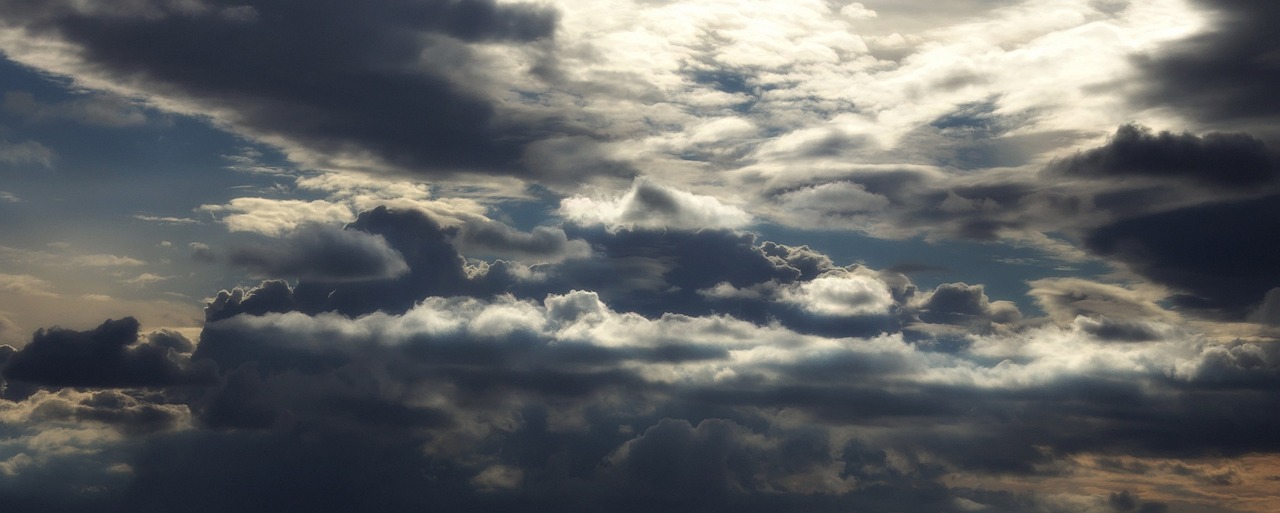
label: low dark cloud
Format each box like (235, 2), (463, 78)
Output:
(1, 317), (212, 393)
(1085, 195), (1280, 315)
(1049, 124), (1280, 188)
(226, 223), (409, 282)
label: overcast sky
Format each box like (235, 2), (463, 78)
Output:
(2, 0), (1280, 511)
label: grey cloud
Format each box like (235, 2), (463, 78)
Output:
(1084, 194), (1280, 316)
(212, 209), (902, 337)
(204, 280), (297, 323)
(10, 279), (1280, 512)
(0, 0), (568, 179)
(21, 389), (190, 435)
(1072, 316), (1165, 343)
(758, 241), (835, 281)
(226, 222), (409, 282)
(453, 221), (591, 263)
(915, 282), (1020, 326)
(1, 317), (213, 394)
(1049, 124), (1280, 189)
(1134, 0), (1280, 126)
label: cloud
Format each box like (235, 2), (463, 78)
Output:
(1, 317), (212, 392)
(197, 198), (354, 236)
(225, 223), (410, 282)
(3, 90), (149, 127)
(453, 221), (592, 263)
(0, 273), (57, 297)
(1084, 195), (1280, 315)
(781, 269), (895, 317)
(1028, 278), (1175, 325)
(560, 179), (752, 230)
(1048, 124), (1280, 189)
(0, 139), (54, 167)
(913, 282), (1021, 327)
(1133, 0), (1280, 125)
(0, 0), (564, 179)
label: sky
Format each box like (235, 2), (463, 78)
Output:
(1, 0), (1279, 511)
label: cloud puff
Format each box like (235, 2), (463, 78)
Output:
(560, 179), (752, 230)
(226, 223), (410, 282)
(781, 269), (895, 317)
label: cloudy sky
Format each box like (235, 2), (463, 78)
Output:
(1, 0), (1279, 511)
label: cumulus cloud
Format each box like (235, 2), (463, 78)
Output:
(5, 0), (1280, 511)
(781, 269), (895, 317)
(1, 317), (212, 393)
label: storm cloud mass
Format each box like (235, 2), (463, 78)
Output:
(2, 0), (1280, 512)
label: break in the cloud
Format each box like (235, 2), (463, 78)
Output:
(3, 0), (1280, 512)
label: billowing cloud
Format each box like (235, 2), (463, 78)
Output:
(1, 317), (211, 393)
(453, 221), (592, 263)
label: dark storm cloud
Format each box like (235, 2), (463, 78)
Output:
(1085, 194), (1280, 315)
(226, 223), (409, 282)
(1, 317), (212, 392)
(1134, 0), (1280, 125)
(0, 0), (571, 178)
(1049, 124), (1280, 188)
